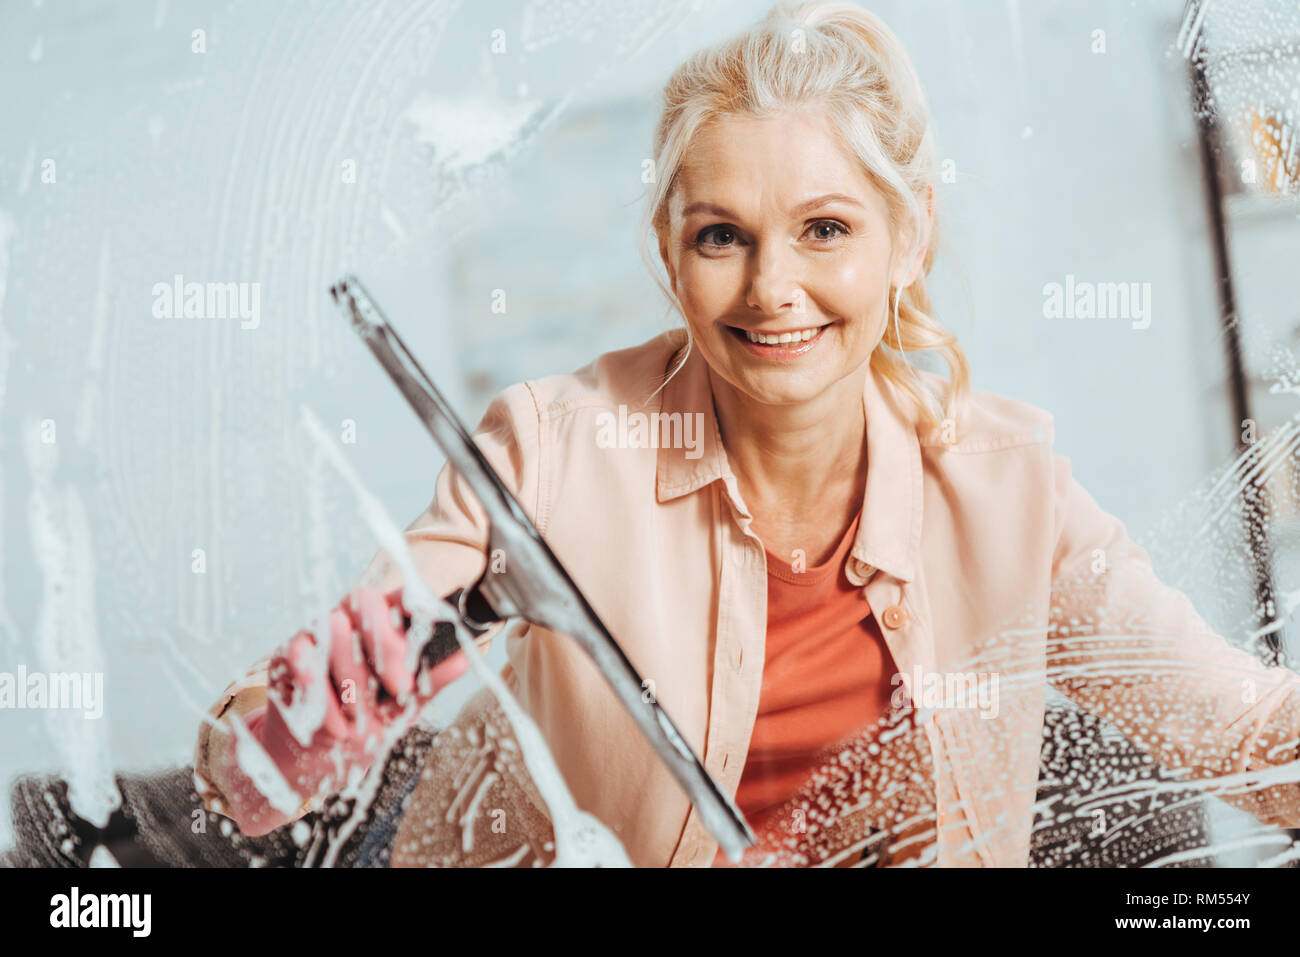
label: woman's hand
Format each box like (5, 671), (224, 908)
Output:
(217, 587), (469, 836)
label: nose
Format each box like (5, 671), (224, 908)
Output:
(744, 239), (802, 317)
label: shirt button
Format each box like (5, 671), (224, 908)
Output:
(881, 605), (908, 630)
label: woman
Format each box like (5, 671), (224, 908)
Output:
(192, 1), (1300, 868)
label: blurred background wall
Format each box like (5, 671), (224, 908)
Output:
(2, 0), (1299, 860)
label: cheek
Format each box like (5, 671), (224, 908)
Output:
(676, 260), (733, 324)
(812, 256), (888, 329)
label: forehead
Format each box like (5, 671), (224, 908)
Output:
(671, 110), (879, 214)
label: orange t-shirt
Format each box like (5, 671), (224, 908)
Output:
(713, 510), (898, 865)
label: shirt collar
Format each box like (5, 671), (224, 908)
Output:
(654, 331), (924, 585)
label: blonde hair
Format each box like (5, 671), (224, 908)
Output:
(639, 0), (970, 433)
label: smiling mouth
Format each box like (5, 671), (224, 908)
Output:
(726, 323), (830, 350)
(739, 326), (821, 345)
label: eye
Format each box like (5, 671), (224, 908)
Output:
(805, 220), (849, 242)
(695, 225), (740, 250)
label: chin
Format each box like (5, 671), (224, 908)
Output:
(732, 369), (834, 407)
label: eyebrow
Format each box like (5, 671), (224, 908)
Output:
(681, 192), (865, 220)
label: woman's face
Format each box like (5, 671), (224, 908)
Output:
(658, 109), (927, 409)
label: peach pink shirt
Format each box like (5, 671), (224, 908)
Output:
(197, 328), (1300, 867)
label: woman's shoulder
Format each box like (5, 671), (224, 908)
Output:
(911, 366), (1056, 456)
(512, 328), (688, 420)
(908, 370), (1074, 539)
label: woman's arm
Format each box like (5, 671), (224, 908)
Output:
(1047, 453), (1300, 829)
(193, 381), (545, 834)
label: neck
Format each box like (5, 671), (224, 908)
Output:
(709, 361), (870, 516)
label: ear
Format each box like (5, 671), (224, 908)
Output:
(892, 184), (934, 290)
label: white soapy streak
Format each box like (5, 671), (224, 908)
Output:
(310, 631), (431, 866)
(223, 710), (306, 818)
(274, 613), (331, 750)
(300, 404), (631, 866)
(318, 722), (411, 869)
(88, 845), (120, 867)
(461, 770), (499, 853)
(24, 422), (120, 828)
(1150, 832), (1279, 868)
(74, 234), (109, 447)
(1195, 417), (1300, 527)
(1258, 843), (1300, 867)
(1246, 585), (1300, 643)
(403, 93), (548, 175)
(294, 440), (335, 752)
(446, 748), (492, 823)
(1177, 0), (1212, 59)
(482, 844), (530, 868)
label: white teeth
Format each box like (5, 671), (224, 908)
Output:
(744, 327), (820, 345)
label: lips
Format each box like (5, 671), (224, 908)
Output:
(726, 323), (830, 357)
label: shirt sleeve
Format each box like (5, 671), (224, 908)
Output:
(1047, 452), (1300, 829)
(194, 380), (545, 819)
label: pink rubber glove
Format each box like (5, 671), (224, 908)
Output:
(218, 587), (470, 836)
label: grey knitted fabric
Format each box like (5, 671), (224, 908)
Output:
(0, 725), (440, 869)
